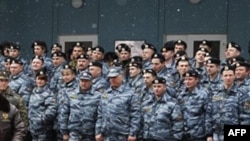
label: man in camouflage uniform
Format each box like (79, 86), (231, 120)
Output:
(177, 70), (209, 141)
(49, 51), (67, 93)
(88, 61), (109, 93)
(9, 58), (33, 107)
(95, 67), (141, 141)
(141, 77), (183, 141)
(141, 43), (156, 70)
(128, 61), (144, 94)
(68, 42), (85, 68)
(201, 57), (222, 94)
(67, 72), (102, 141)
(0, 70), (28, 133)
(206, 65), (240, 141)
(30, 40), (53, 74)
(140, 69), (157, 103)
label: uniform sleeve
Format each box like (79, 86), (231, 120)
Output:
(16, 96), (29, 129)
(129, 94), (141, 136)
(12, 106), (27, 141)
(58, 92), (70, 134)
(205, 100), (213, 137)
(42, 92), (57, 123)
(95, 97), (103, 135)
(171, 103), (183, 140)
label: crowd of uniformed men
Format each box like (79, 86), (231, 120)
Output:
(0, 39), (250, 141)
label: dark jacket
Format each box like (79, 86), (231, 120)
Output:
(0, 94), (26, 141)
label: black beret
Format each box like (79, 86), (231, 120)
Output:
(51, 43), (62, 49)
(77, 54), (89, 60)
(31, 40), (47, 53)
(228, 56), (245, 64)
(175, 40), (187, 48)
(63, 64), (76, 73)
(206, 57), (221, 65)
(183, 70), (199, 78)
(36, 69), (47, 77)
(32, 55), (44, 62)
(176, 56), (189, 66)
(151, 53), (165, 62)
(92, 46), (105, 53)
(116, 43), (131, 53)
(161, 41), (175, 52)
(51, 51), (66, 58)
(141, 43), (157, 52)
(226, 42), (241, 52)
(143, 69), (157, 77)
(88, 61), (102, 68)
(74, 42), (84, 47)
(86, 47), (92, 51)
(200, 40), (211, 47)
(9, 44), (20, 50)
(195, 47), (209, 53)
(31, 40), (47, 48)
(220, 65), (235, 74)
(130, 56), (143, 63)
(129, 62), (142, 69)
(4, 57), (13, 63)
(0, 41), (11, 49)
(10, 58), (23, 65)
(174, 51), (187, 58)
(235, 62), (250, 68)
(152, 77), (166, 84)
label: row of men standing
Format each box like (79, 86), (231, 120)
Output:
(0, 39), (250, 141)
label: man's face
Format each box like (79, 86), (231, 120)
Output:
(161, 50), (174, 61)
(222, 70), (235, 86)
(72, 47), (84, 58)
(119, 51), (130, 61)
(31, 59), (43, 71)
(226, 47), (240, 59)
(206, 64), (219, 76)
(109, 75), (123, 88)
(195, 50), (206, 63)
(34, 46), (44, 56)
(151, 58), (164, 73)
(153, 83), (166, 97)
(51, 47), (62, 54)
(88, 66), (102, 78)
(177, 61), (190, 75)
(184, 77), (199, 90)
(0, 79), (9, 91)
(10, 63), (22, 76)
(79, 79), (92, 91)
(9, 49), (20, 58)
(92, 51), (104, 61)
(142, 49), (154, 61)
(143, 73), (155, 87)
(235, 66), (249, 81)
(77, 59), (89, 70)
(129, 66), (140, 78)
(52, 57), (65, 67)
(174, 45), (185, 53)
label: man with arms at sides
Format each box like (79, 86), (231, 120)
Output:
(67, 72), (102, 141)
(177, 70), (209, 141)
(95, 67), (141, 141)
(141, 77), (183, 141)
(206, 65), (240, 141)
